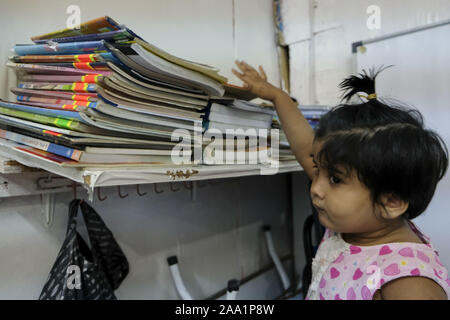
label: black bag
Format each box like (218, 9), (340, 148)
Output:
(39, 199), (129, 300)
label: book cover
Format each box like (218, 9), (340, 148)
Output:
(0, 105), (95, 133)
(19, 74), (104, 84)
(0, 99), (83, 120)
(31, 16), (122, 41)
(14, 40), (108, 55)
(134, 38), (227, 84)
(11, 143), (79, 166)
(33, 28), (133, 44)
(14, 100), (88, 112)
(16, 95), (96, 108)
(13, 52), (116, 63)
(18, 82), (98, 93)
(11, 87), (99, 102)
(12, 53), (104, 63)
(7, 61), (110, 75)
(34, 62), (110, 71)
(0, 128), (81, 160)
(130, 42), (224, 96)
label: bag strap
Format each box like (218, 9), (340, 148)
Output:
(66, 199), (82, 237)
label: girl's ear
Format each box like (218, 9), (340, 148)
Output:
(378, 193), (409, 220)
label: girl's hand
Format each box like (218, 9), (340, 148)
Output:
(232, 60), (281, 101)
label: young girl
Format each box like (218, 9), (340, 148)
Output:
(232, 61), (450, 300)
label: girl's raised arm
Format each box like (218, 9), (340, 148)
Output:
(232, 60), (315, 180)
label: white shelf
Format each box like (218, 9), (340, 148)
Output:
(0, 140), (303, 194)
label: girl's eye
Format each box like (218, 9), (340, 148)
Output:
(312, 164), (341, 184)
(330, 176), (341, 184)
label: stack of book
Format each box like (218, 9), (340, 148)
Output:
(0, 16), (237, 167)
(203, 100), (275, 133)
(201, 99), (280, 165)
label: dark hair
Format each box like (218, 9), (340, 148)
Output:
(314, 67), (448, 220)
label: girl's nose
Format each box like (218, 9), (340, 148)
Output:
(310, 177), (325, 201)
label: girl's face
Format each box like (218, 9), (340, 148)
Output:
(310, 140), (386, 234)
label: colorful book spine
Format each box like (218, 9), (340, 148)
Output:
(7, 62), (110, 75)
(33, 28), (133, 44)
(0, 106), (82, 131)
(0, 128), (81, 160)
(16, 95), (96, 108)
(0, 100), (82, 121)
(13, 53), (103, 63)
(14, 40), (107, 55)
(11, 88), (98, 101)
(18, 82), (98, 93)
(14, 144), (78, 165)
(19, 74), (104, 84)
(31, 16), (122, 41)
(35, 62), (109, 71)
(14, 100), (88, 112)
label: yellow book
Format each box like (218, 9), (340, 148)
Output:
(134, 38), (228, 84)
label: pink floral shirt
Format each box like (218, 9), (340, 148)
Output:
(306, 221), (450, 300)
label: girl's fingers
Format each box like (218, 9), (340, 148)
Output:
(237, 60), (254, 74)
(234, 60), (262, 81)
(232, 68), (243, 77)
(259, 66), (267, 81)
(232, 68), (252, 85)
(241, 61), (258, 74)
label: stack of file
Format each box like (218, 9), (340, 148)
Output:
(203, 100), (276, 132)
(1, 16), (235, 167)
(201, 99), (279, 165)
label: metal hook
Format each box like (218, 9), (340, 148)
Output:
(118, 185), (129, 198)
(41, 193), (55, 228)
(169, 182), (180, 192)
(154, 183), (164, 194)
(46, 174), (53, 183)
(136, 184), (147, 196)
(97, 187), (107, 201)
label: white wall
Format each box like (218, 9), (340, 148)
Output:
(284, 0), (450, 104)
(0, 0), (316, 299)
(283, 0), (450, 267)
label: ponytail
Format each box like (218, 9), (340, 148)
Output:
(338, 65), (393, 102)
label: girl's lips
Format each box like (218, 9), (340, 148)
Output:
(313, 203), (324, 211)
